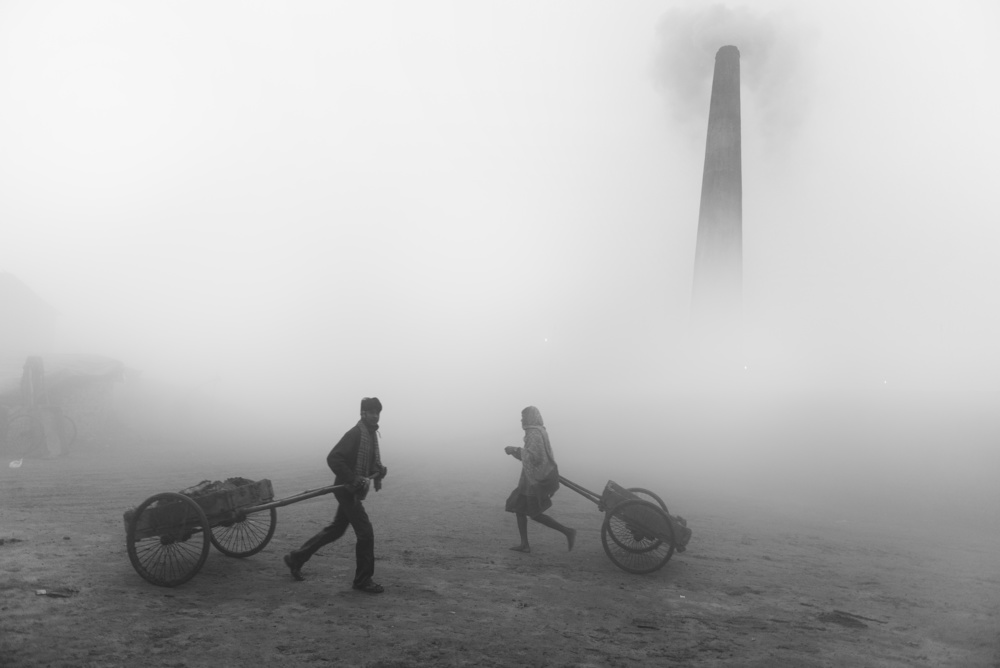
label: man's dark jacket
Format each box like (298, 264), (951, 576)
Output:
(326, 423), (377, 486)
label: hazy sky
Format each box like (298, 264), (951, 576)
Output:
(2, 0), (999, 437)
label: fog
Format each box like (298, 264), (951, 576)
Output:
(2, 1), (998, 528)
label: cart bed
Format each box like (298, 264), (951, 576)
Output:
(123, 478), (273, 539)
(600, 480), (692, 551)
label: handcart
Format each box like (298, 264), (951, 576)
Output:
(559, 476), (692, 574)
(123, 477), (352, 587)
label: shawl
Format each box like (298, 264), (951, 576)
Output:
(520, 406), (557, 485)
(354, 419), (382, 479)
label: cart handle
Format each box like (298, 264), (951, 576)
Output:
(241, 482), (349, 515)
(558, 476), (602, 506)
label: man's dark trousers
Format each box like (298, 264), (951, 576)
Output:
(288, 488), (374, 587)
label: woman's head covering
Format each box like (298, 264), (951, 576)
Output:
(519, 405), (556, 482)
(521, 406), (544, 427)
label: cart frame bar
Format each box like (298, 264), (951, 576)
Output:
(558, 476), (602, 506)
(240, 482), (347, 515)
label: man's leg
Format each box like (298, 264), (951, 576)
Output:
(288, 502), (351, 571)
(340, 499), (375, 588)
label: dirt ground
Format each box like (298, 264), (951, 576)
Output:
(2, 439), (999, 668)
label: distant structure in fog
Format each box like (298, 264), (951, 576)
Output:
(692, 45), (742, 329)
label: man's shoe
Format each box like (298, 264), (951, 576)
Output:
(283, 554), (304, 581)
(353, 580), (384, 594)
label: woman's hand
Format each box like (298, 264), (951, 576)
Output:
(504, 446), (517, 456)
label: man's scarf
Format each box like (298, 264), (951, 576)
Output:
(355, 419), (382, 479)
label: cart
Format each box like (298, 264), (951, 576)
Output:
(123, 477), (350, 587)
(558, 476), (692, 574)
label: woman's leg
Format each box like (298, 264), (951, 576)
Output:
(531, 513), (577, 551)
(509, 513), (530, 552)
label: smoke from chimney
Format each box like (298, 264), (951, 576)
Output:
(651, 4), (815, 143)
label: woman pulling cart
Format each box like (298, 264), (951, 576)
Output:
(504, 405), (692, 573)
(503, 406), (576, 553)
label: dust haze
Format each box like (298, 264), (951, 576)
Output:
(2, 0), (999, 541)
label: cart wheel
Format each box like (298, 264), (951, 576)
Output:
(601, 499), (676, 574)
(626, 487), (669, 513)
(126, 492), (211, 587)
(210, 508), (277, 557)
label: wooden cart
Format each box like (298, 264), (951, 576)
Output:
(123, 478), (348, 587)
(559, 476), (692, 574)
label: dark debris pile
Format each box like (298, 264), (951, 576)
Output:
(179, 477), (256, 498)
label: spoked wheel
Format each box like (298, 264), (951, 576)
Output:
(627, 487), (668, 513)
(601, 499), (676, 574)
(630, 487), (689, 553)
(210, 508), (277, 557)
(126, 492), (211, 587)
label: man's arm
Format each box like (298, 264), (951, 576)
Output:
(373, 463), (387, 491)
(327, 427), (361, 483)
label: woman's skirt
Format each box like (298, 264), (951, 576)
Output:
(504, 470), (559, 517)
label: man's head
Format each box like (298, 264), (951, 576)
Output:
(360, 397), (382, 428)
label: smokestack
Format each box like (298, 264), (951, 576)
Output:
(692, 45), (742, 329)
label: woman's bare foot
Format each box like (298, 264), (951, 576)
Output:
(566, 529), (577, 551)
(509, 544), (531, 553)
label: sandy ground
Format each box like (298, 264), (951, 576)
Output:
(2, 438), (999, 668)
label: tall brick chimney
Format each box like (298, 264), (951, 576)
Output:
(692, 45), (742, 329)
